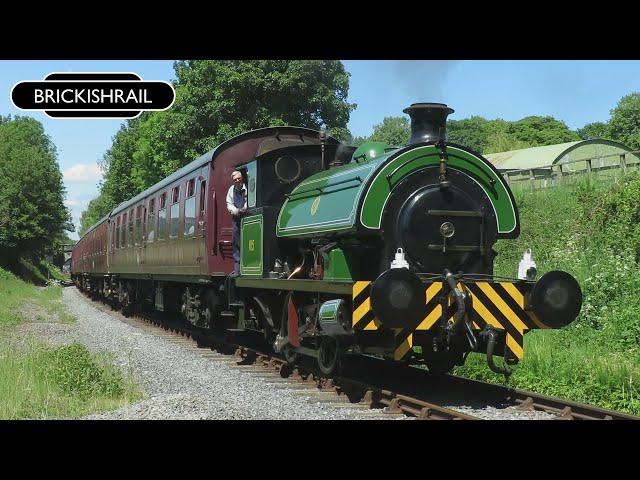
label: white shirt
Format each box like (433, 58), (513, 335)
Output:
(226, 184), (248, 216)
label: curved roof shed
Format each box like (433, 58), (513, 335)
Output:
(484, 139), (639, 172)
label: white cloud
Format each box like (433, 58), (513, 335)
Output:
(63, 163), (103, 182)
(64, 199), (80, 207)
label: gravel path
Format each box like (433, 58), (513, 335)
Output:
(62, 288), (403, 420)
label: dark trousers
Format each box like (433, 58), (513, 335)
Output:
(232, 218), (241, 274)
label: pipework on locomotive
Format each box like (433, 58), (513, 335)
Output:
(72, 103), (582, 376)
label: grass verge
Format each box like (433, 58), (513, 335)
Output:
(0, 267), (142, 419)
(0, 341), (141, 419)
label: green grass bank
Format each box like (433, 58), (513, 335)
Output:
(0, 267), (141, 419)
(453, 173), (640, 415)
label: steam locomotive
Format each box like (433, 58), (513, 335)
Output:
(72, 103), (582, 376)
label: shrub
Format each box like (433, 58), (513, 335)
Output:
(37, 344), (126, 400)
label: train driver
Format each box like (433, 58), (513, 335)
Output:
(226, 170), (248, 274)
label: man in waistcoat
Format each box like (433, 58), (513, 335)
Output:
(226, 170), (247, 274)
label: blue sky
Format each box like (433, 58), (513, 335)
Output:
(1, 60), (639, 240)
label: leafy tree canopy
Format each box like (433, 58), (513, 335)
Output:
(609, 93), (640, 150)
(368, 116), (411, 146)
(92, 60), (356, 223)
(79, 193), (115, 237)
(0, 117), (70, 264)
(447, 116), (493, 153)
(484, 131), (533, 154)
(100, 117), (142, 206)
(127, 60), (355, 189)
(507, 116), (580, 146)
(577, 121), (611, 140)
(352, 113), (581, 155)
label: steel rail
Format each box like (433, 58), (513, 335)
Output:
(410, 369), (640, 421)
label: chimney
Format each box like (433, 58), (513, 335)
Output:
(403, 103), (454, 145)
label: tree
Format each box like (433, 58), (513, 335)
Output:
(368, 116), (411, 146)
(484, 131), (533, 154)
(0, 117), (70, 264)
(609, 93), (640, 150)
(100, 117), (143, 206)
(79, 193), (114, 236)
(447, 116), (492, 153)
(343, 133), (369, 147)
(145, 60), (355, 174)
(351, 135), (369, 146)
(94, 60), (356, 212)
(577, 121), (611, 140)
(507, 116), (580, 146)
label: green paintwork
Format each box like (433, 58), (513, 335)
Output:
(276, 143), (517, 238)
(234, 277), (353, 294)
(323, 248), (353, 282)
(351, 141), (393, 163)
(276, 153), (394, 237)
(240, 214), (263, 276)
(360, 145), (518, 234)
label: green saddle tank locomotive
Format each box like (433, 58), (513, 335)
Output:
(72, 102), (582, 376)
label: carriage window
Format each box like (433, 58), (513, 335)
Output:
(147, 198), (156, 243)
(170, 186), (180, 238)
(111, 222), (116, 251)
(184, 179), (196, 236)
(135, 206), (142, 245)
(115, 217), (120, 249)
(158, 192), (167, 240)
(199, 180), (206, 221)
(121, 213), (127, 247)
(128, 209), (134, 246)
(246, 160), (257, 208)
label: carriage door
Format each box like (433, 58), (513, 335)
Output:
(197, 173), (207, 275)
(140, 204), (147, 271)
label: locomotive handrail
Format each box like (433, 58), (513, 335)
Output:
(385, 155), (425, 186)
(284, 176), (362, 199)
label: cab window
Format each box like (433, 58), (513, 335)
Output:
(246, 161), (257, 208)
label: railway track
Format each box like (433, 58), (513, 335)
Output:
(344, 355), (640, 421)
(75, 287), (639, 421)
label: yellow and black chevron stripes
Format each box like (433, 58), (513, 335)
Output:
(391, 283), (447, 360)
(465, 282), (544, 360)
(352, 281), (377, 330)
(351, 279), (546, 362)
